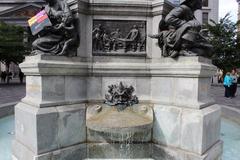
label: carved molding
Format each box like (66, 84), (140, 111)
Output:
(78, 0), (174, 16)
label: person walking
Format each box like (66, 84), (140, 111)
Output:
(223, 72), (232, 98)
(7, 72), (12, 83)
(230, 69), (239, 97)
(19, 71), (24, 83)
(0, 72), (3, 82)
(218, 69), (223, 83)
(1, 71), (7, 83)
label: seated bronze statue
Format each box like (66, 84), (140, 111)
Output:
(32, 0), (78, 56)
(150, 0), (212, 58)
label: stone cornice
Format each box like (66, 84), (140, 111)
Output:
(0, 3), (42, 17)
(78, 0), (174, 17)
(20, 55), (216, 78)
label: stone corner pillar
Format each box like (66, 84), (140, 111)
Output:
(12, 55), (88, 160)
(151, 56), (223, 160)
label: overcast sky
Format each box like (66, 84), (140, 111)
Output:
(219, 0), (238, 22)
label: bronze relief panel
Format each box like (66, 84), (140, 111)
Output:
(92, 20), (146, 56)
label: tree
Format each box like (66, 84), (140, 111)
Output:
(0, 22), (30, 82)
(205, 13), (240, 71)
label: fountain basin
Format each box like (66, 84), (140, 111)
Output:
(86, 104), (153, 142)
(2, 115), (239, 160)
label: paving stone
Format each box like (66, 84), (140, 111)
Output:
(0, 84), (25, 105)
(210, 86), (240, 109)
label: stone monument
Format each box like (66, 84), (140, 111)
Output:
(13, 0), (222, 159)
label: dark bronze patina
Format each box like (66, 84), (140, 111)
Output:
(150, 0), (212, 58)
(32, 0), (78, 56)
(105, 82), (139, 111)
(92, 20), (146, 54)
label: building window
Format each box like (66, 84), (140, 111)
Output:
(202, 0), (208, 7)
(202, 12), (209, 24)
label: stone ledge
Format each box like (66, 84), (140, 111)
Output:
(12, 141), (222, 160)
(78, 0), (173, 16)
(20, 55), (216, 78)
(221, 105), (240, 125)
(153, 140), (223, 160)
(151, 100), (216, 110)
(0, 102), (17, 118)
(21, 97), (88, 108)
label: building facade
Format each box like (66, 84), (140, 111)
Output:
(0, 0), (43, 76)
(0, 0), (44, 27)
(237, 0), (240, 31)
(199, 0), (219, 24)
(169, 0), (219, 24)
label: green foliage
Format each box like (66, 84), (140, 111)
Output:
(0, 22), (30, 66)
(205, 13), (240, 71)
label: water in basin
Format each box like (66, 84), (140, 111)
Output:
(1, 115), (240, 160)
(221, 118), (240, 160)
(0, 115), (14, 160)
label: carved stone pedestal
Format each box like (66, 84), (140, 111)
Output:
(12, 0), (222, 159)
(12, 55), (222, 160)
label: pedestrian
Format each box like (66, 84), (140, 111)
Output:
(223, 72), (232, 98)
(218, 69), (223, 83)
(0, 72), (3, 82)
(230, 69), (239, 97)
(19, 71), (24, 83)
(1, 71), (7, 83)
(7, 72), (12, 83)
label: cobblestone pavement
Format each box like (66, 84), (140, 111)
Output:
(210, 86), (240, 109)
(0, 84), (25, 105)
(0, 83), (239, 109)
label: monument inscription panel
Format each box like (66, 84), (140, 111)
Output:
(92, 20), (146, 56)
